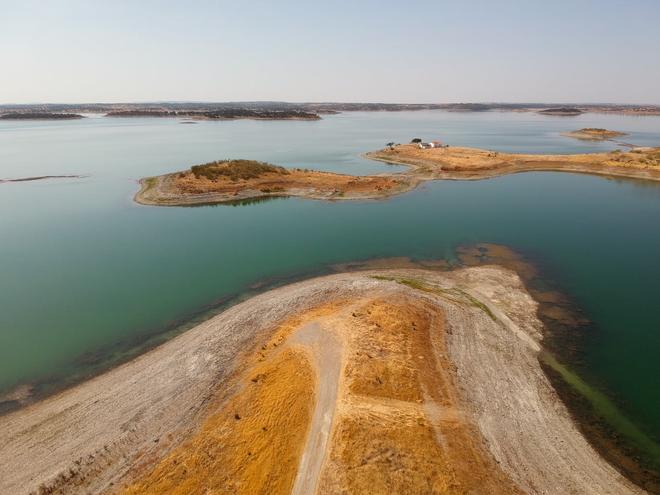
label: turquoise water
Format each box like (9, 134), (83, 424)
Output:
(1, 111), (659, 459)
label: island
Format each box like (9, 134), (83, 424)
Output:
(0, 112), (84, 120)
(104, 109), (321, 120)
(135, 144), (660, 206)
(563, 128), (628, 141)
(135, 159), (410, 205)
(538, 107), (583, 116)
(0, 266), (645, 494)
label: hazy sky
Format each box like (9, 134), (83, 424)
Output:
(2, 0), (659, 104)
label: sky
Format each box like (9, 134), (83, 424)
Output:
(1, 0), (660, 104)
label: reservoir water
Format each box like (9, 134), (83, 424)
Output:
(1, 110), (659, 467)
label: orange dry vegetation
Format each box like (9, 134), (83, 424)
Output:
(372, 143), (660, 172)
(120, 302), (345, 495)
(319, 297), (523, 494)
(121, 348), (314, 495)
(122, 295), (522, 495)
(174, 166), (403, 196)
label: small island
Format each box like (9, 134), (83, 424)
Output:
(136, 159), (410, 205)
(538, 107), (583, 116)
(563, 128), (628, 141)
(136, 144), (660, 206)
(0, 112), (84, 120)
(105, 109), (321, 121)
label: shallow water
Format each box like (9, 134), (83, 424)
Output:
(1, 110), (659, 462)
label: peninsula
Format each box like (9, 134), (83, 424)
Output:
(0, 267), (645, 494)
(135, 144), (660, 206)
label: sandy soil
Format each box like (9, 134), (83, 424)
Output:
(367, 144), (660, 182)
(0, 267), (646, 494)
(135, 144), (660, 206)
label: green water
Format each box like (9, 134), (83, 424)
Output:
(1, 111), (659, 464)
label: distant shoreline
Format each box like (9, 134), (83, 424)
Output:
(0, 112), (84, 120)
(104, 109), (321, 120)
(2, 102), (660, 120)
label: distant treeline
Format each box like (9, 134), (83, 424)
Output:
(2, 102), (660, 118)
(105, 109), (321, 120)
(0, 112), (84, 120)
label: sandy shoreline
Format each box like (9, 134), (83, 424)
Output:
(134, 144), (660, 206)
(0, 267), (646, 494)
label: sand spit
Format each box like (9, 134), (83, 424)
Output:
(0, 175), (85, 183)
(135, 144), (660, 206)
(0, 267), (646, 494)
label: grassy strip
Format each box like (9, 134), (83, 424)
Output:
(541, 351), (660, 468)
(372, 275), (496, 321)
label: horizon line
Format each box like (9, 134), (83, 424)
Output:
(1, 100), (659, 107)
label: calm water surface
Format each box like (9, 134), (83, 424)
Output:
(1, 111), (659, 461)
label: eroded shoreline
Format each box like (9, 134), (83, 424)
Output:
(0, 266), (647, 494)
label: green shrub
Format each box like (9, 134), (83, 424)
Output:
(190, 159), (289, 181)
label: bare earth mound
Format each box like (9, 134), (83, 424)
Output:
(0, 268), (644, 494)
(135, 145), (660, 206)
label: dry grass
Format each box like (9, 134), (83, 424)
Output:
(120, 302), (346, 495)
(371, 143), (660, 172)
(121, 348), (314, 495)
(122, 295), (522, 494)
(319, 297), (523, 494)
(174, 164), (404, 197)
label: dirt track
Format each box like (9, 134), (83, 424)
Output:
(0, 267), (646, 494)
(290, 322), (343, 495)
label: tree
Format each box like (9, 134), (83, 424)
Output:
(411, 138), (422, 143)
